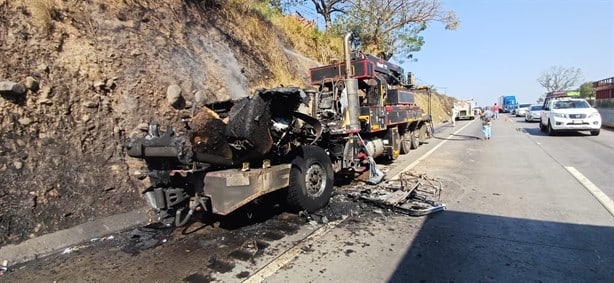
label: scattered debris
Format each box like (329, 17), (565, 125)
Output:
(1, 260), (8, 275)
(350, 171), (446, 216)
(298, 210), (331, 225)
(183, 272), (215, 283)
(62, 247), (79, 254)
(121, 223), (174, 255)
(89, 235), (115, 242)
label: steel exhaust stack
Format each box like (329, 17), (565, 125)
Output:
(344, 32), (361, 132)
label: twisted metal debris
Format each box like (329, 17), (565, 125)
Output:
(350, 171), (446, 216)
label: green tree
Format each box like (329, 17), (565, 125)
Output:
(334, 0), (459, 60)
(537, 66), (583, 93)
(578, 82), (595, 100)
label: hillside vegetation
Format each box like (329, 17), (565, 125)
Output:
(0, 0), (454, 245)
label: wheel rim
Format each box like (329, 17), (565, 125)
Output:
(411, 131), (420, 149)
(401, 132), (412, 153)
(305, 163), (326, 197)
(401, 139), (411, 152)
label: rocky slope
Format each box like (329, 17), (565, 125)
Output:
(0, 0), (454, 246)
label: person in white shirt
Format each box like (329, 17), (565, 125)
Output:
(451, 106), (458, 126)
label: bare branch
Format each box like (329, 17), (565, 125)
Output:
(537, 66), (583, 93)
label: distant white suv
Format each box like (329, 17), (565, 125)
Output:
(539, 97), (601, 136)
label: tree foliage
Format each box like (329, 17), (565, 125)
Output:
(280, 0), (350, 30)
(335, 0), (459, 60)
(537, 66), (583, 93)
(578, 81), (595, 99)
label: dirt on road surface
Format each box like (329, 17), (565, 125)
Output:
(2, 184), (422, 282)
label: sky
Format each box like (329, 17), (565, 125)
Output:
(289, 0), (614, 107)
(404, 0), (614, 106)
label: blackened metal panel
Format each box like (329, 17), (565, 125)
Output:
(385, 89), (416, 105)
(387, 106), (410, 124)
(310, 60), (375, 85)
(386, 105), (423, 125)
(361, 106), (386, 132)
(225, 95), (273, 155)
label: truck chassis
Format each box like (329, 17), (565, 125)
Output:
(125, 33), (433, 225)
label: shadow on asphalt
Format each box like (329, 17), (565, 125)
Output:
(521, 127), (595, 137)
(388, 211), (614, 282)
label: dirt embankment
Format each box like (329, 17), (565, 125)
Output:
(0, 0), (309, 246)
(0, 0), (454, 246)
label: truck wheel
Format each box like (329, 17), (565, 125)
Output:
(547, 121), (556, 136)
(286, 145), (334, 212)
(590, 129), (600, 136)
(418, 124), (429, 143)
(410, 130), (420, 149)
(400, 131), (412, 154)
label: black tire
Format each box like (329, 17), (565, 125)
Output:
(400, 131), (412, 154)
(286, 145), (334, 212)
(418, 124), (429, 143)
(547, 121), (556, 136)
(591, 129), (600, 136)
(539, 120), (546, 132)
(410, 130), (420, 149)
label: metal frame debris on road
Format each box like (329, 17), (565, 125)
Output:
(350, 171), (447, 216)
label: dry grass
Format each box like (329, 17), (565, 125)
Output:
(27, 0), (55, 32)
(221, 0), (305, 87)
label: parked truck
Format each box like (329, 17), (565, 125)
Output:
(453, 99), (476, 120)
(497, 95), (518, 113)
(125, 33), (433, 225)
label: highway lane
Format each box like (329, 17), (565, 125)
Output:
(266, 117), (614, 282)
(511, 115), (614, 200)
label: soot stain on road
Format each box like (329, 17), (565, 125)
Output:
(2, 180), (420, 282)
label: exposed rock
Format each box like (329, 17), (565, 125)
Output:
(40, 85), (53, 98)
(93, 80), (106, 89)
(0, 81), (26, 96)
(194, 90), (207, 107)
(14, 161), (23, 170)
(106, 77), (118, 89)
(37, 98), (53, 105)
(137, 123), (149, 131)
(36, 63), (49, 74)
(25, 77), (40, 92)
(82, 101), (99, 108)
(167, 84), (183, 107)
(18, 117), (32, 126)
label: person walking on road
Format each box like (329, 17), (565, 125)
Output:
(492, 103), (499, 119)
(481, 107), (494, 140)
(451, 105), (458, 126)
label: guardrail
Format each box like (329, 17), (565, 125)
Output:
(597, 107), (614, 128)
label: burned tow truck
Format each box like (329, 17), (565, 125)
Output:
(126, 33), (433, 225)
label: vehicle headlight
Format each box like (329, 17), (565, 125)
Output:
(588, 112), (601, 118)
(553, 113), (567, 118)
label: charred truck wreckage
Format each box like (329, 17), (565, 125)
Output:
(126, 33), (434, 225)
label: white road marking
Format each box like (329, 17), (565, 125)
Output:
(388, 120), (476, 180)
(565, 166), (614, 217)
(243, 220), (342, 283)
